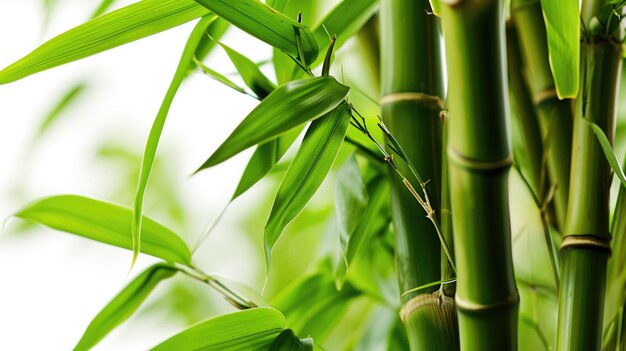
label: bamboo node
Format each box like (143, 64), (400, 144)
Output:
(533, 88), (559, 106)
(400, 292), (455, 323)
(447, 147), (512, 172)
(560, 235), (611, 253)
(380, 92), (444, 110)
(455, 293), (519, 314)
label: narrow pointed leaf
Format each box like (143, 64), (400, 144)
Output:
(14, 195), (192, 265)
(36, 81), (87, 139)
(264, 104), (352, 269)
(90, 0), (117, 19)
(197, 76), (350, 170)
(150, 308), (286, 351)
(232, 128), (301, 200)
(539, 0), (580, 98)
(267, 0), (291, 13)
(74, 263), (178, 351)
(588, 120), (626, 188)
(312, 0), (379, 63)
(192, 0), (318, 65)
(217, 41), (276, 98)
(334, 154), (368, 259)
(269, 329), (314, 351)
(194, 58), (248, 95)
(0, 0), (209, 84)
(132, 15), (216, 267)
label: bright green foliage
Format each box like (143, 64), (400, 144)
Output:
(193, 0), (318, 65)
(0, 0), (209, 84)
(539, 0), (580, 98)
(150, 308), (286, 350)
(132, 15), (216, 267)
(74, 263), (178, 351)
(588, 120), (626, 189)
(196, 77), (350, 171)
(91, 0), (117, 18)
(217, 41), (276, 99)
(194, 58), (248, 95)
(269, 329), (314, 351)
(14, 195), (192, 265)
(429, 0), (442, 16)
(264, 104), (352, 269)
(35, 82), (87, 139)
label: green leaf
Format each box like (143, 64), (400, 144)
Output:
(35, 81), (87, 139)
(539, 0), (580, 98)
(150, 308), (286, 351)
(428, 0), (442, 16)
(588, 120), (626, 189)
(14, 195), (192, 265)
(74, 263), (178, 351)
(217, 41), (276, 99)
(194, 57), (248, 95)
(312, 0), (379, 64)
(232, 128), (301, 200)
(90, 0), (117, 19)
(334, 154), (368, 262)
(269, 329), (314, 351)
(132, 15), (216, 267)
(267, 0), (291, 13)
(0, 0), (209, 84)
(194, 18), (230, 61)
(192, 0), (318, 65)
(196, 76), (350, 171)
(338, 175), (389, 280)
(264, 104), (352, 269)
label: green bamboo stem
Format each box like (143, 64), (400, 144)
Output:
(556, 32), (623, 350)
(381, 0), (458, 349)
(512, 0), (573, 230)
(440, 0), (518, 349)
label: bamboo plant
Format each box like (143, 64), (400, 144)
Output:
(1, 0), (626, 350)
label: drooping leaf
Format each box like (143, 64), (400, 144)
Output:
(35, 81), (87, 139)
(150, 308), (286, 351)
(196, 76), (350, 171)
(194, 57), (248, 95)
(14, 195), (192, 265)
(232, 128), (301, 200)
(334, 154), (368, 261)
(269, 329), (314, 351)
(217, 41), (276, 98)
(74, 263), (178, 351)
(264, 104), (352, 269)
(312, 0), (379, 65)
(192, 0), (318, 65)
(132, 15), (216, 267)
(90, 0), (118, 19)
(0, 0), (209, 84)
(588, 120), (626, 189)
(539, 0), (580, 98)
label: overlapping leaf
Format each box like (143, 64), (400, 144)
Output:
(269, 329), (314, 351)
(264, 104), (352, 269)
(74, 263), (178, 351)
(150, 308), (286, 350)
(14, 195), (192, 265)
(588, 120), (626, 188)
(217, 41), (276, 98)
(132, 15), (216, 267)
(196, 76), (350, 171)
(0, 0), (209, 84)
(334, 155), (368, 261)
(539, 0), (580, 98)
(193, 0), (318, 65)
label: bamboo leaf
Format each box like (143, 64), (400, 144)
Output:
(312, 0), (379, 64)
(264, 104), (352, 269)
(192, 0), (318, 65)
(150, 308), (286, 350)
(232, 128), (301, 200)
(13, 195), (192, 265)
(267, 0), (291, 13)
(0, 0), (209, 84)
(35, 81), (87, 139)
(90, 0), (118, 19)
(588, 120), (626, 189)
(269, 329), (314, 351)
(74, 263), (178, 351)
(539, 0), (580, 98)
(334, 154), (368, 261)
(132, 15), (215, 267)
(196, 76), (350, 171)
(429, 0), (442, 16)
(217, 41), (276, 99)
(194, 57), (248, 95)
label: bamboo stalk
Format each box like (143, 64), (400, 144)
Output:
(511, 0), (573, 230)
(440, 0), (518, 349)
(380, 0), (458, 349)
(556, 20), (623, 349)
